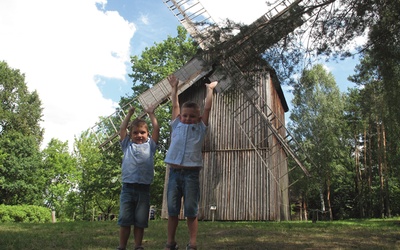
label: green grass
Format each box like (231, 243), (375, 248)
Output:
(1, 218), (400, 249)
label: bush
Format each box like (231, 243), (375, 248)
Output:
(0, 205), (51, 223)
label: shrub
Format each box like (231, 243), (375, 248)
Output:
(0, 205), (51, 223)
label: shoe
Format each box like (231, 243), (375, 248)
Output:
(116, 247), (125, 250)
(186, 244), (197, 250)
(135, 247), (144, 250)
(165, 242), (178, 250)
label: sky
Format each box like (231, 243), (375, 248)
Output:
(0, 0), (360, 150)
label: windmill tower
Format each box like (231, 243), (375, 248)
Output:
(89, 0), (328, 221)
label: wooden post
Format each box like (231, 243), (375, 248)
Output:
(210, 205), (217, 222)
(51, 210), (56, 223)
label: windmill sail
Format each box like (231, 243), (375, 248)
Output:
(90, 57), (212, 148)
(162, 0), (218, 50)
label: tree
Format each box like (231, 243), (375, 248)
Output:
(368, 3), (400, 126)
(0, 61), (44, 205)
(41, 139), (77, 220)
(128, 25), (198, 94)
(289, 64), (348, 220)
(292, 0), (400, 126)
(73, 131), (121, 220)
(346, 54), (398, 218)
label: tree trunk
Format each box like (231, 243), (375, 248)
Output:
(303, 197), (308, 221)
(326, 178), (333, 220)
(319, 185), (325, 220)
(377, 119), (385, 218)
(366, 126), (373, 217)
(354, 131), (363, 217)
(382, 123), (390, 217)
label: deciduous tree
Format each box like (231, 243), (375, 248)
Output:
(0, 61), (44, 205)
(289, 64), (347, 220)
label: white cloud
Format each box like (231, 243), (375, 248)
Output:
(0, 0), (136, 150)
(140, 13), (149, 25)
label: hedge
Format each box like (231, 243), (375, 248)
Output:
(0, 204), (52, 223)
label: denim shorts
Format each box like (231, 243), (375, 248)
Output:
(167, 168), (200, 218)
(118, 183), (150, 228)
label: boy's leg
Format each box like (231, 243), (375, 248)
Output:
(165, 215), (179, 249)
(182, 169), (200, 249)
(165, 169), (182, 249)
(187, 216), (198, 248)
(119, 226), (131, 249)
(133, 185), (150, 248)
(118, 184), (133, 249)
(134, 226), (144, 248)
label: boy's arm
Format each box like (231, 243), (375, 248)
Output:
(201, 81), (218, 126)
(168, 75), (180, 120)
(120, 106), (135, 141)
(145, 105), (160, 143)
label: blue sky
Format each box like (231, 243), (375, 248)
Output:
(0, 0), (361, 150)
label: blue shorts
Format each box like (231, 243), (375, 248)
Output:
(118, 183), (150, 228)
(167, 168), (200, 218)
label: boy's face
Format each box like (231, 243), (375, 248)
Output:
(180, 107), (200, 124)
(130, 124), (149, 144)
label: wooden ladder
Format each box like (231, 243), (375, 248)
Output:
(215, 58), (311, 189)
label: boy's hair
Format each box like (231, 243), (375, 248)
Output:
(129, 118), (149, 132)
(182, 101), (200, 111)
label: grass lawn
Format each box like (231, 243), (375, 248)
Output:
(1, 218), (400, 249)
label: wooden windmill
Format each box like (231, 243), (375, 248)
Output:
(90, 0), (328, 221)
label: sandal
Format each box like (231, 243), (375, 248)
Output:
(165, 242), (179, 250)
(186, 244), (197, 250)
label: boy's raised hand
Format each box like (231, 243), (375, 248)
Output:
(128, 106), (135, 114)
(206, 81), (218, 89)
(167, 75), (179, 88)
(144, 104), (157, 114)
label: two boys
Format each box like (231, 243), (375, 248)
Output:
(117, 75), (217, 250)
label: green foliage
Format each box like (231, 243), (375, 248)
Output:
(41, 139), (78, 220)
(367, 0), (400, 126)
(305, 0), (400, 133)
(128, 26), (197, 93)
(73, 131), (121, 220)
(345, 54), (399, 218)
(0, 61), (45, 205)
(0, 61), (43, 138)
(289, 64), (350, 219)
(0, 205), (51, 223)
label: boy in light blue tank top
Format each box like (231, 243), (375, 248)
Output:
(164, 74), (218, 250)
(117, 105), (159, 250)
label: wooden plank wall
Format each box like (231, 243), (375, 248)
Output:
(161, 68), (290, 221)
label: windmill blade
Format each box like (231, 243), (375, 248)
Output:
(162, 0), (220, 50)
(138, 57), (212, 110)
(164, 0), (334, 66)
(163, 0), (302, 53)
(219, 0), (306, 61)
(90, 56), (213, 149)
(219, 0), (335, 62)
